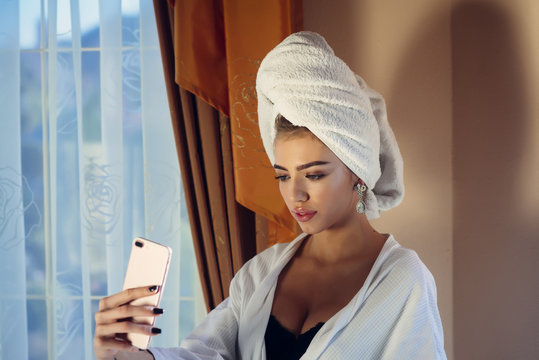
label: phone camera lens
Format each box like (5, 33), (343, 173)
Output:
(135, 240), (144, 248)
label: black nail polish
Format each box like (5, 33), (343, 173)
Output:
(148, 285), (158, 292)
(153, 307), (164, 314)
(151, 327), (162, 334)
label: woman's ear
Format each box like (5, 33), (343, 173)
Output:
(349, 169), (360, 185)
(351, 174), (362, 187)
(353, 177), (368, 193)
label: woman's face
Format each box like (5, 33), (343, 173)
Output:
(273, 133), (359, 234)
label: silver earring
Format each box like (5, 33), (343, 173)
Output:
(355, 183), (367, 214)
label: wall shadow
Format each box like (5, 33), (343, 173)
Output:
(451, 2), (537, 359)
(386, 6), (454, 358)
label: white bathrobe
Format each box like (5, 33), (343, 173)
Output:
(150, 234), (447, 360)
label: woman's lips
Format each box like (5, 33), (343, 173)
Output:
(293, 208), (317, 222)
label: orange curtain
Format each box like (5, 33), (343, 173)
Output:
(174, 0), (303, 247)
(154, 0), (303, 310)
(154, 0), (256, 311)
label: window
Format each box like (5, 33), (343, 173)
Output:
(1, 0), (205, 358)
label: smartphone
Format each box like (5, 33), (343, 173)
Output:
(122, 237), (172, 349)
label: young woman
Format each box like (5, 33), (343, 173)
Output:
(94, 31), (446, 360)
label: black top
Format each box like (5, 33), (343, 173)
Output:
(264, 315), (325, 360)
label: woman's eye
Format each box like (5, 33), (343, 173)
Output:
(274, 175), (289, 182)
(306, 174), (325, 180)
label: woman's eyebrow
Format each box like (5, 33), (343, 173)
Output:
(273, 161), (329, 172)
(273, 164), (288, 171)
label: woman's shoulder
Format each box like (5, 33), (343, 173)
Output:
(230, 234), (305, 292)
(376, 235), (436, 288)
(237, 238), (298, 277)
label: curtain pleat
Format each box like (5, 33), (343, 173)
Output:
(46, 0), (59, 357)
(70, 0), (93, 357)
(98, 0), (125, 294)
(219, 113), (256, 273)
(179, 88), (226, 305)
(0, 1), (29, 359)
(196, 97), (235, 298)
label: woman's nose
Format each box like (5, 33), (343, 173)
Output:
(291, 179), (309, 202)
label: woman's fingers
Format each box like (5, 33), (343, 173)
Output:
(94, 335), (138, 353)
(95, 287), (163, 359)
(95, 304), (163, 325)
(99, 285), (159, 311)
(95, 320), (161, 339)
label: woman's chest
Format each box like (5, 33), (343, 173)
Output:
(270, 258), (373, 335)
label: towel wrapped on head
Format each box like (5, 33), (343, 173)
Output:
(256, 31), (404, 219)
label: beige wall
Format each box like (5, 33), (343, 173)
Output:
(452, 0), (539, 359)
(304, 1), (538, 359)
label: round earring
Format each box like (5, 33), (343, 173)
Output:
(355, 183), (367, 214)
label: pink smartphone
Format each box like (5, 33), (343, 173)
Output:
(122, 237), (172, 349)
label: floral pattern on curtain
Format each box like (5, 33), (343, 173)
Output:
(0, 0), (204, 359)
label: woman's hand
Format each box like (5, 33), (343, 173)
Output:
(94, 285), (163, 360)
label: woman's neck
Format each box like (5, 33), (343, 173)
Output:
(301, 215), (386, 264)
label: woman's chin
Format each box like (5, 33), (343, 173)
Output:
(297, 222), (324, 235)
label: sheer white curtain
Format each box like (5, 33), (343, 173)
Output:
(0, 0), (204, 359)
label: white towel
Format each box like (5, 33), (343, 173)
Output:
(256, 31), (404, 219)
